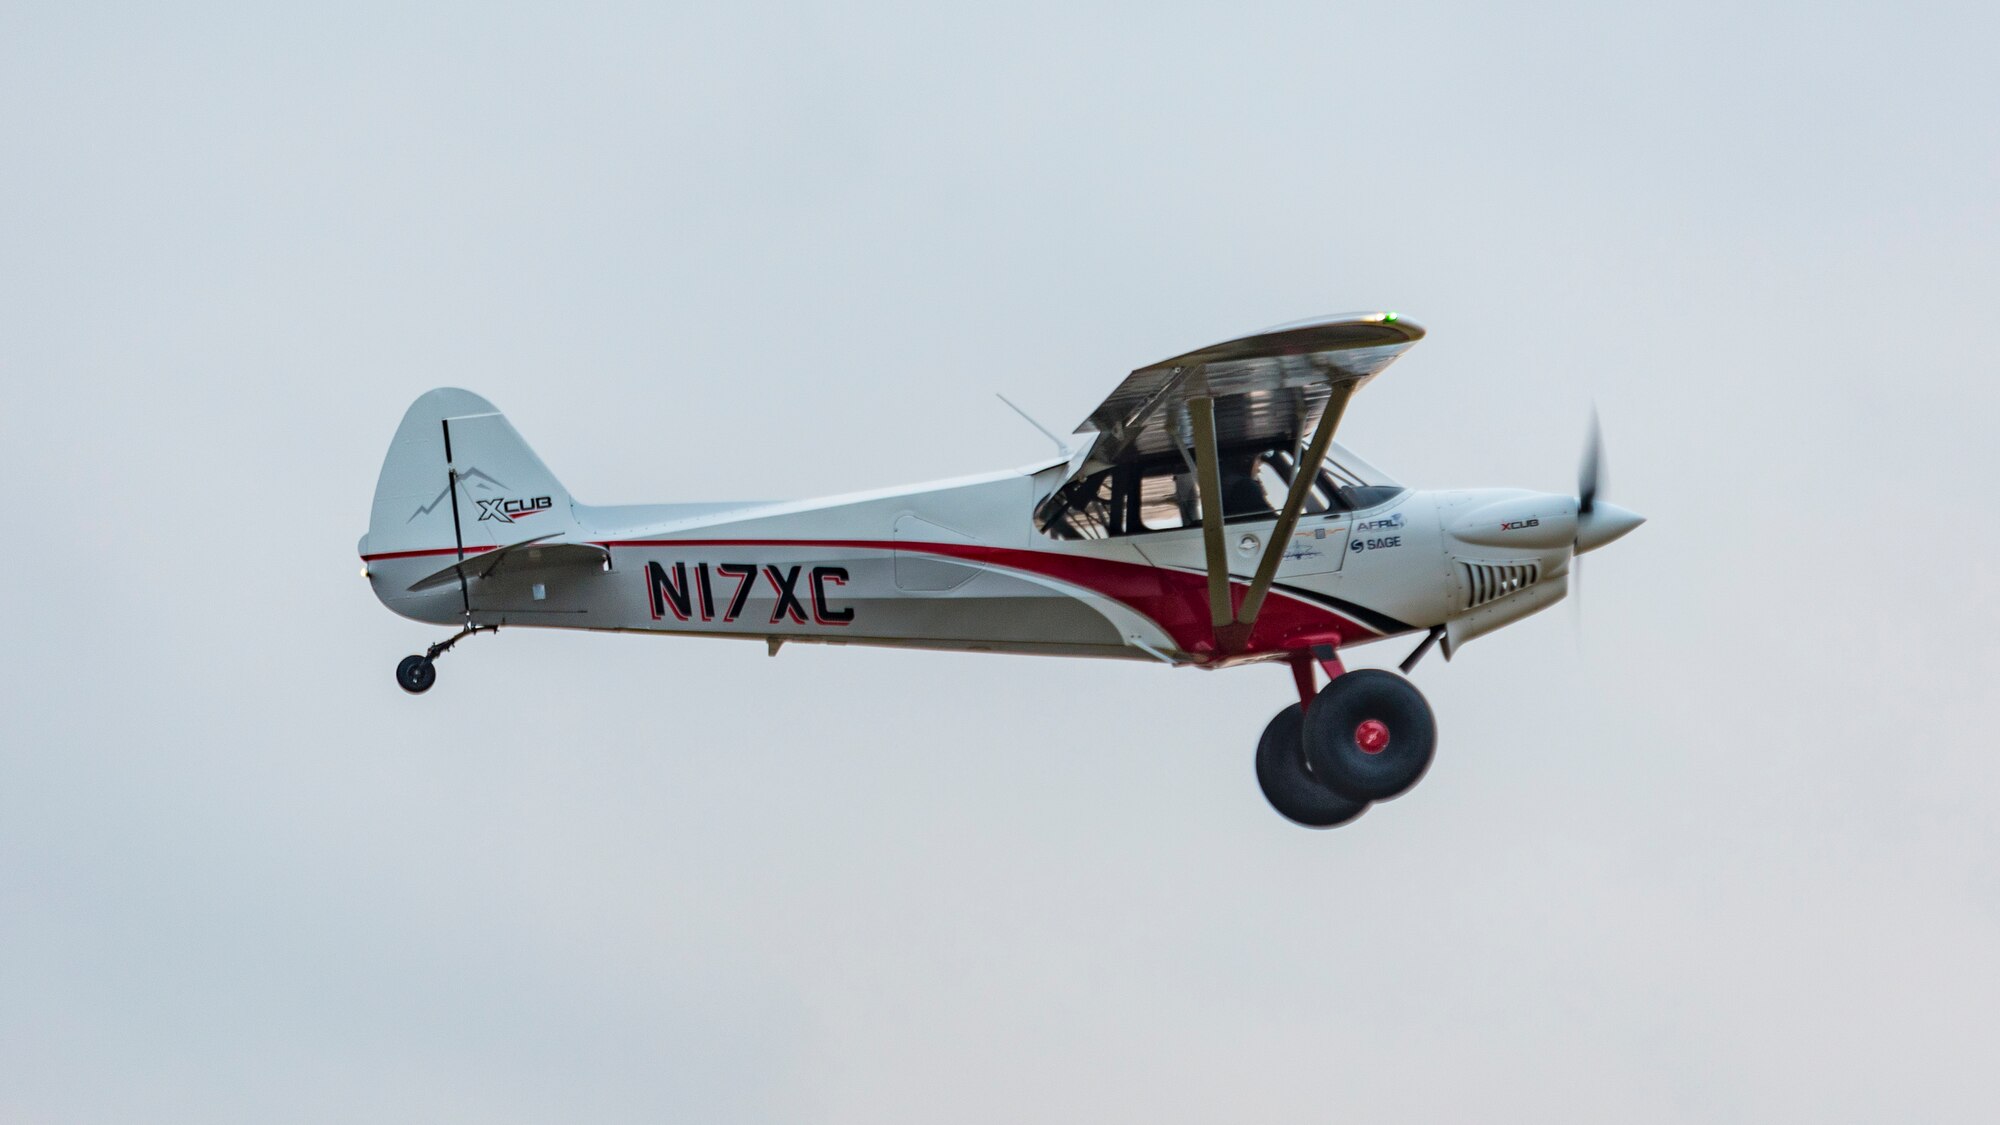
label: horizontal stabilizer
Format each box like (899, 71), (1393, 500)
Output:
(406, 534), (611, 592)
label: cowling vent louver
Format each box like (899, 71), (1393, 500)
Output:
(1461, 560), (1540, 609)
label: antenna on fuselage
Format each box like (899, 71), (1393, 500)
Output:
(995, 393), (1070, 457)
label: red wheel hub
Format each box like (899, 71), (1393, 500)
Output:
(1355, 719), (1391, 755)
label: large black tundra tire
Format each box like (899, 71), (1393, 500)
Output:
(1303, 669), (1436, 802)
(1255, 703), (1369, 828)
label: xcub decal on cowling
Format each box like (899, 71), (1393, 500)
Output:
(646, 561), (854, 626)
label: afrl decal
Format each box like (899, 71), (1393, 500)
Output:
(647, 561), (854, 626)
(1350, 512), (1406, 549)
(476, 496), (554, 522)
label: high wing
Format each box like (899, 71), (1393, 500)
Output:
(1071, 311), (1424, 472)
(1060, 311), (1425, 649)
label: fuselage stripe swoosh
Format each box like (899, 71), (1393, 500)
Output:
(617, 537), (1396, 653)
(1262, 584), (1415, 636)
(362, 537), (1410, 655)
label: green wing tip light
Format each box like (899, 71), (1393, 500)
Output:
(1383, 311), (1399, 322)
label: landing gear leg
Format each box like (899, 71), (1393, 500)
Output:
(1398, 625), (1445, 675)
(395, 622), (498, 695)
(1288, 651), (1317, 710)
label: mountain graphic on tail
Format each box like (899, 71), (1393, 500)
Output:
(404, 467), (510, 523)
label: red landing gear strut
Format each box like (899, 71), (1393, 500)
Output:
(1288, 644), (1348, 710)
(1289, 625), (1447, 708)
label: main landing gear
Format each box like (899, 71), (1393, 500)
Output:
(1256, 652), (1438, 828)
(395, 623), (497, 695)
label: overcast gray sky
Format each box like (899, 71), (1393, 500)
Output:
(4, 1), (1998, 1121)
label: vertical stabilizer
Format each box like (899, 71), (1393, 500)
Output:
(361, 388), (576, 560)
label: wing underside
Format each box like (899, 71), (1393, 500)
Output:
(1075, 312), (1423, 472)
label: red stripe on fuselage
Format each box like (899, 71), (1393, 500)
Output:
(361, 544), (502, 562)
(599, 538), (1366, 658)
(361, 537), (1373, 658)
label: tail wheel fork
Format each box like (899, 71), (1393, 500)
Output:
(395, 622), (498, 695)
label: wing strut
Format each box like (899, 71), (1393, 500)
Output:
(1233, 380), (1357, 634)
(1187, 396), (1233, 629)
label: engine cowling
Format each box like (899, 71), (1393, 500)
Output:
(1444, 491), (1577, 551)
(1432, 489), (1578, 657)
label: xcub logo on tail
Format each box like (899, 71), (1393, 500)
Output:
(476, 496), (553, 522)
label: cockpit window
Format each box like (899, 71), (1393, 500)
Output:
(1037, 445), (1404, 540)
(1333, 484), (1406, 512)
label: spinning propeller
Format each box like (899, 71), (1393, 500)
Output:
(1570, 410), (1645, 613)
(1578, 409), (1602, 524)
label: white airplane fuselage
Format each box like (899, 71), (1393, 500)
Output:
(362, 315), (1647, 827)
(362, 450), (1604, 667)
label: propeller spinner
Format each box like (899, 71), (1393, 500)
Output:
(1574, 410), (1643, 555)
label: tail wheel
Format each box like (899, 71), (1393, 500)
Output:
(1255, 703), (1369, 828)
(396, 655), (437, 694)
(1303, 668), (1436, 802)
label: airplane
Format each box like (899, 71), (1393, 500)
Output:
(358, 312), (1643, 828)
